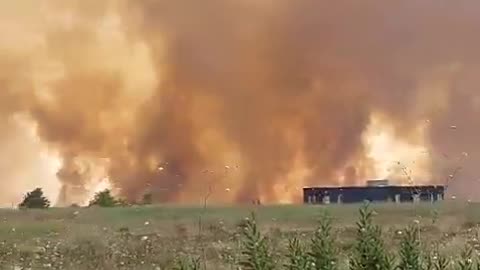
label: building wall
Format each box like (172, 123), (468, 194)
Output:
(303, 186), (445, 204)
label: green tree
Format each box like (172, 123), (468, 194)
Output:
(88, 189), (118, 207)
(18, 188), (50, 209)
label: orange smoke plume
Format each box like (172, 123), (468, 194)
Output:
(0, 0), (479, 205)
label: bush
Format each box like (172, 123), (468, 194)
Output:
(397, 223), (422, 270)
(239, 212), (275, 270)
(18, 188), (50, 209)
(349, 202), (394, 270)
(88, 189), (119, 207)
(309, 211), (337, 270)
(285, 237), (310, 270)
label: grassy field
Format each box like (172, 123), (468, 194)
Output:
(0, 201), (479, 269)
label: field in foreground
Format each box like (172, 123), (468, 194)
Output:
(0, 202), (479, 269)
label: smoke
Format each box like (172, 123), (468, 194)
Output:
(0, 0), (479, 205)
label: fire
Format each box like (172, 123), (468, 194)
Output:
(363, 114), (432, 185)
(0, 114), (62, 207)
(2, 1), (480, 204)
(83, 178), (113, 206)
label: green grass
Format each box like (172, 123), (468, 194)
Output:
(0, 202), (479, 269)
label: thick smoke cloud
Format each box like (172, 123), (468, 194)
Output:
(0, 0), (479, 205)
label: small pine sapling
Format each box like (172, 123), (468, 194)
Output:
(309, 211), (337, 270)
(285, 236), (310, 270)
(239, 212), (275, 270)
(349, 202), (395, 270)
(398, 223), (422, 270)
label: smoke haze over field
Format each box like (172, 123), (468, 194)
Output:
(0, 0), (479, 205)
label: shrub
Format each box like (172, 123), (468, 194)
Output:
(349, 202), (394, 270)
(239, 212), (275, 270)
(397, 223), (422, 270)
(88, 189), (118, 207)
(309, 211), (337, 270)
(285, 236), (310, 270)
(18, 188), (50, 209)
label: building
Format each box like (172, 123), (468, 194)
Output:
(303, 180), (445, 204)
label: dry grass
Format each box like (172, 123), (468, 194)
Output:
(0, 202), (478, 269)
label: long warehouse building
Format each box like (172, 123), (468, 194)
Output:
(303, 179), (445, 204)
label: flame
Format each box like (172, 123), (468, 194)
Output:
(83, 178), (113, 206)
(363, 114), (432, 185)
(0, 114), (62, 207)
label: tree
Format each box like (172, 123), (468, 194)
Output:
(18, 188), (50, 209)
(88, 189), (118, 207)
